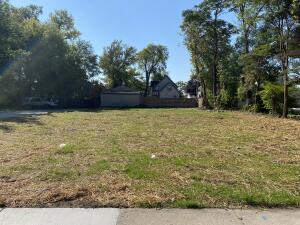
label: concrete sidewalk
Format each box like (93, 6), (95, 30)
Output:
(0, 208), (299, 225)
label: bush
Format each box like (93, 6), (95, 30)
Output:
(217, 89), (231, 109)
(260, 83), (296, 115)
(248, 104), (260, 113)
(237, 86), (247, 101)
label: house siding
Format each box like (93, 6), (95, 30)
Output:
(159, 86), (180, 99)
(157, 77), (171, 90)
(101, 93), (141, 107)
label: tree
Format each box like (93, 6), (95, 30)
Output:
(16, 5), (43, 20)
(229, 0), (264, 107)
(181, 2), (235, 107)
(0, 1), (38, 105)
(0, 2), (100, 108)
(69, 40), (99, 79)
(0, 0), (25, 75)
(176, 81), (187, 97)
(217, 52), (241, 108)
(137, 44), (169, 96)
(230, 0), (264, 54)
(50, 10), (80, 40)
(259, 0), (297, 118)
(202, 0), (232, 98)
(181, 9), (210, 108)
(99, 40), (137, 88)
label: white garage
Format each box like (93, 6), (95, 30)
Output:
(101, 85), (141, 108)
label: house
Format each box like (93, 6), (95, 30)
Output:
(149, 76), (180, 99)
(101, 85), (141, 107)
(100, 76), (189, 108)
(183, 79), (202, 99)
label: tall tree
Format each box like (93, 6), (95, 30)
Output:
(261, 0), (297, 117)
(230, 0), (264, 54)
(99, 40), (137, 88)
(181, 2), (235, 107)
(0, 2), (100, 107)
(232, 0), (266, 107)
(137, 44), (169, 96)
(0, 0), (25, 75)
(202, 0), (231, 98)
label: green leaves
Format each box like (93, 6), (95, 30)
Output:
(99, 40), (138, 88)
(181, 1), (236, 105)
(50, 10), (80, 40)
(0, 1), (100, 108)
(137, 44), (169, 96)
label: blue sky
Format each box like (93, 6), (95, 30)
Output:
(11, 0), (237, 82)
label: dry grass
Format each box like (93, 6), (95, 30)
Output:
(0, 109), (299, 208)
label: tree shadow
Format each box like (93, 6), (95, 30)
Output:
(0, 108), (137, 133)
(0, 116), (44, 133)
(0, 124), (13, 133)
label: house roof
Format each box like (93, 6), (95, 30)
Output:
(103, 85), (140, 94)
(153, 76), (178, 91)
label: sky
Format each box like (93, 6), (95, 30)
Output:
(10, 0), (237, 82)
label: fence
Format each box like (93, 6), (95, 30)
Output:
(142, 97), (198, 108)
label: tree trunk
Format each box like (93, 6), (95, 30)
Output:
(212, 62), (218, 97)
(282, 16), (290, 119)
(195, 64), (209, 109)
(245, 29), (250, 54)
(199, 77), (209, 109)
(144, 71), (150, 97)
(212, 11), (219, 101)
(283, 53), (289, 118)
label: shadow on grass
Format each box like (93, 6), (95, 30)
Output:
(0, 116), (44, 133)
(0, 108), (103, 132)
(0, 124), (13, 132)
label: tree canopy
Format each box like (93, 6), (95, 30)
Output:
(0, 0), (299, 115)
(137, 44), (169, 96)
(181, 0), (300, 115)
(0, 0), (99, 107)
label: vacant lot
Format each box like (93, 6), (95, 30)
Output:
(0, 109), (299, 208)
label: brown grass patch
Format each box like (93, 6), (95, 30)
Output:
(0, 109), (299, 208)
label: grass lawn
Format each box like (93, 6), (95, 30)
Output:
(0, 109), (299, 208)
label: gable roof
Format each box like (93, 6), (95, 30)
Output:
(154, 76), (178, 91)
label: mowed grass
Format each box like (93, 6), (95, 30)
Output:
(0, 109), (299, 208)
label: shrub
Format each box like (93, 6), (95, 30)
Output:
(237, 86), (247, 101)
(217, 89), (231, 109)
(260, 83), (296, 115)
(248, 104), (260, 113)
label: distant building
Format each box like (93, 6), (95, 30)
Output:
(101, 85), (141, 107)
(100, 76), (192, 108)
(149, 76), (180, 99)
(184, 79), (202, 99)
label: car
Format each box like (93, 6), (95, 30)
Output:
(22, 97), (59, 109)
